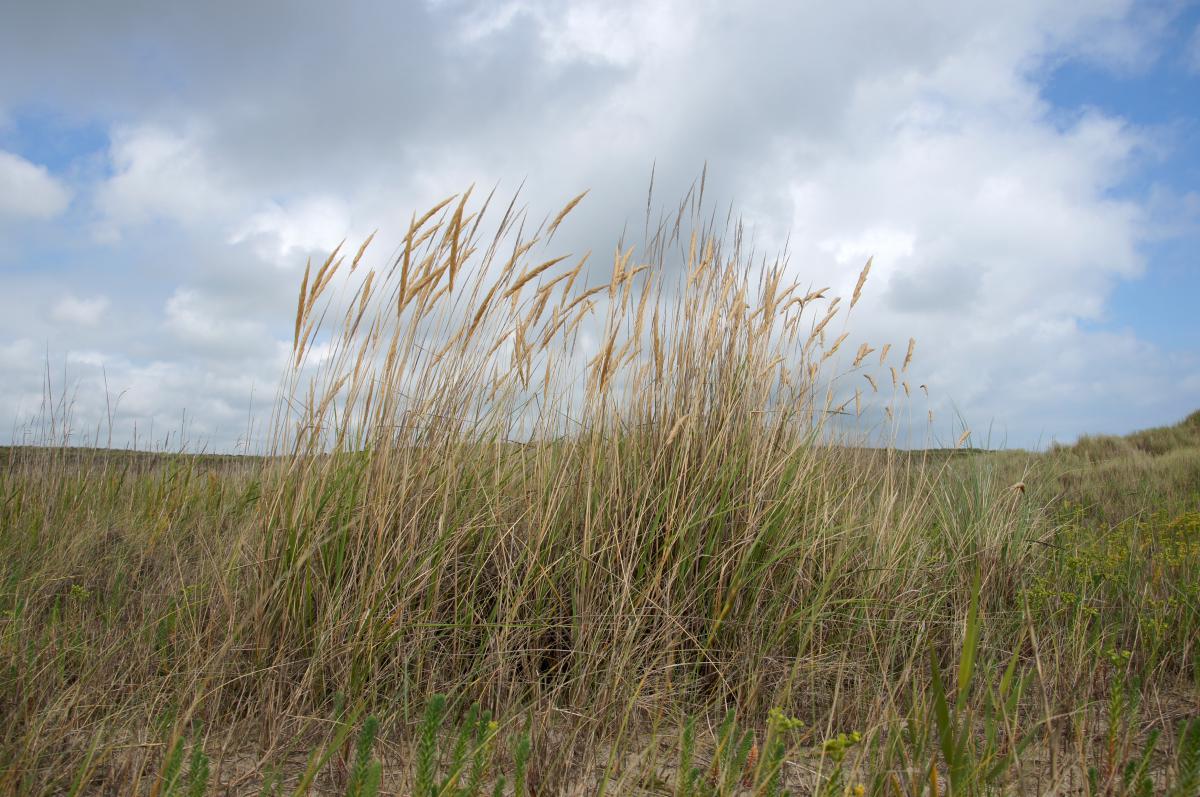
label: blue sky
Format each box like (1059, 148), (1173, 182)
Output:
(0, 0), (1197, 451)
(1041, 3), (1200, 354)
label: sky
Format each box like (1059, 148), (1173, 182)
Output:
(0, 0), (1198, 451)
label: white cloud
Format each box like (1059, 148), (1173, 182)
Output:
(773, 89), (1156, 442)
(51, 294), (110, 325)
(0, 150), (71, 219)
(163, 288), (273, 355)
(95, 124), (358, 264)
(491, 0), (692, 67)
(230, 195), (354, 262)
(94, 124), (238, 238)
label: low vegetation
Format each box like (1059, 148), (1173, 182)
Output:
(1, 186), (1197, 794)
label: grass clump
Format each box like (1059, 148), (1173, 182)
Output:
(0, 184), (1197, 792)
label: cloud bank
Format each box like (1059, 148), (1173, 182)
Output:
(0, 150), (71, 220)
(0, 0), (1196, 450)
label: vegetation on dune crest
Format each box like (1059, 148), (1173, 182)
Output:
(1, 185), (1197, 794)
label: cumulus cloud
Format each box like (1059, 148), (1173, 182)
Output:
(230, 196), (354, 262)
(93, 125), (238, 239)
(0, 0), (1195, 449)
(0, 150), (71, 219)
(51, 294), (109, 326)
(163, 287), (276, 357)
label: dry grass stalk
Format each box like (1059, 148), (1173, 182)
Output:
(850, 256), (873, 309)
(546, 190), (589, 240)
(9, 182), (1189, 796)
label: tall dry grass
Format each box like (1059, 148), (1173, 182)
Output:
(247, 184), (1029, 729)
(0, 186), (1196, 793)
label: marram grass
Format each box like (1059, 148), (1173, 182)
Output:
(1, 186), (1197, 793)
